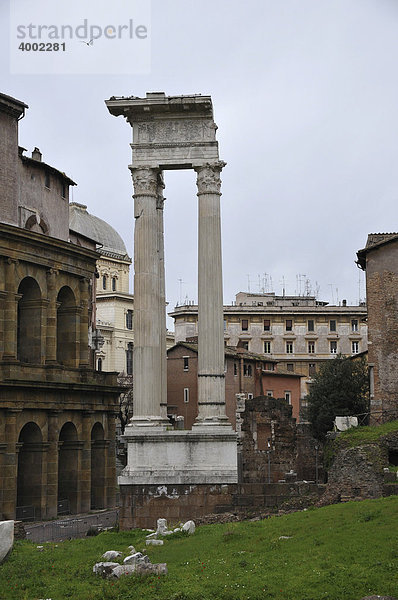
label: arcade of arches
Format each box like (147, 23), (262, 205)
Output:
(0, 224), (119, 520)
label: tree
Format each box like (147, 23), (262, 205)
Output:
(307, 355), (369, 440)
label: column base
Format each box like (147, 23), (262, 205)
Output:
(120, 427), (238, 485)
(193, 414), (234, 432)
(126, 416), (170, 429)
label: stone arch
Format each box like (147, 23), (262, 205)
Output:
(17, 422), (43, 520)
(24, 213), (49, 235)
(56, 286), (77, 366)
(58, 422), (79, 514)
(17, 276), (42, 364)
(91, 422), (106, 509)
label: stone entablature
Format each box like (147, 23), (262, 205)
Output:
(106, 92), (219, 170)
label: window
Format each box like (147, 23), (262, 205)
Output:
(285, 391), (291, 404)
(112, 277), (116, 291)
(126, 343), (133, 375)
(330, 320), (336, 332)
(234, 363), (238, 376)
(266, 390), (273, 397)
(183, 388), (189, 403)
(243, 364), (252, 377)
(309, 363), (316, 376)
(308, 341), (315, 354)
(183, 356), (189, 371)
(44, 171), (50, 188)
(264, 341), (271, 354)
(242, 319), (249, 331)
(308, 319), (314, 332)
(286, 319), (293, 331)
(97, 357), (102, 372)
(330, 340), (337, 354)
(287, 363), (294, 372)
(286, 341), (293, 354)
(351, 319), (358, 332)
(264, 319), (270, 331)
(248, 393), (254, 399)
(242, 341), (249, 350)
(352, 341), (359, 354)
(102, 275), (107, 290)
(126, 310), (133, 330)
(224, 319), (227, 331)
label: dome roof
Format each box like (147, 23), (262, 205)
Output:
(69, 203), (130, 260)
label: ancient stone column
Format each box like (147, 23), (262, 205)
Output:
(45, 269), (58, 364)
(130, 167), (166, 426)
(194, 161), (230, 427)
(46, 410), (60, 518)
(3, 258), (18, 361)
(79, 278), (90, 367)
(157, 173), (168, 420)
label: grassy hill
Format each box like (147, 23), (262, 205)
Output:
(1, 496), (397, 600)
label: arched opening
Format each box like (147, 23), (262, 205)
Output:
(17, 277), (42, 364)
(17, 422), (43, 520)
(389, 450), (398, 467)
(91, 422), (106, 509)
(56, 286), (77, 367)
(58, 422), (78, 514)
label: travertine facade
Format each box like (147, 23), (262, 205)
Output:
(171, 291), (368, 400)
(0, 92), (118, 521)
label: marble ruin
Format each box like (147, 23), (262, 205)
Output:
(106, 93), (237, 516)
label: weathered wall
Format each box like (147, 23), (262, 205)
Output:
(319, 431), (398, 505)
(365, 240), (398, 421)
(119, 481), (325, 529)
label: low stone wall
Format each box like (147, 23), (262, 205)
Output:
(119, 481), (325, 529)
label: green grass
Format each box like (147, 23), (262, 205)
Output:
(1, 497), (397, 600)
(337, 419), (398, 446)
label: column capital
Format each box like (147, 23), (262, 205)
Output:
(195, 161), (226, 196)
(130, 167), (159, 197)
(156, 171), (166, 209)
(6, 257), (19, 266)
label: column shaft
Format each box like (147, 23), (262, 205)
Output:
(130, 167), (165, 425)
(45, 270), (58, 363)
(157, 173), (167, 419)
(195, 162), (230, 426)
(79, 278), (90, 367)
(3, 258), (18, 361)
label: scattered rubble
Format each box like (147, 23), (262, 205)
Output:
(101, 550), (122, 561)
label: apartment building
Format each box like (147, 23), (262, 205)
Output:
(170, 291), (367, 399)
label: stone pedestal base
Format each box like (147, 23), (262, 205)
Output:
(119, 427), (238, 486)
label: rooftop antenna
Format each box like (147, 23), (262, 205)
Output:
(178, 278), (185, 305)
(247, 274), (251, 293)
(315, 281), (320, 300)
(328, 283), (335, 305)
(281, 276), (286, 297)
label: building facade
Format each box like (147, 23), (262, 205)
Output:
(170, 291), (368, 400)
(0, 92), (119, 521)
(357, 233), (398, 423)
(167, 342), (302, 427)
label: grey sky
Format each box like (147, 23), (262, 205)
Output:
(2, 0), (398, 328)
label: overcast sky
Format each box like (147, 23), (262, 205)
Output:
(2, 0), (398, 328)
